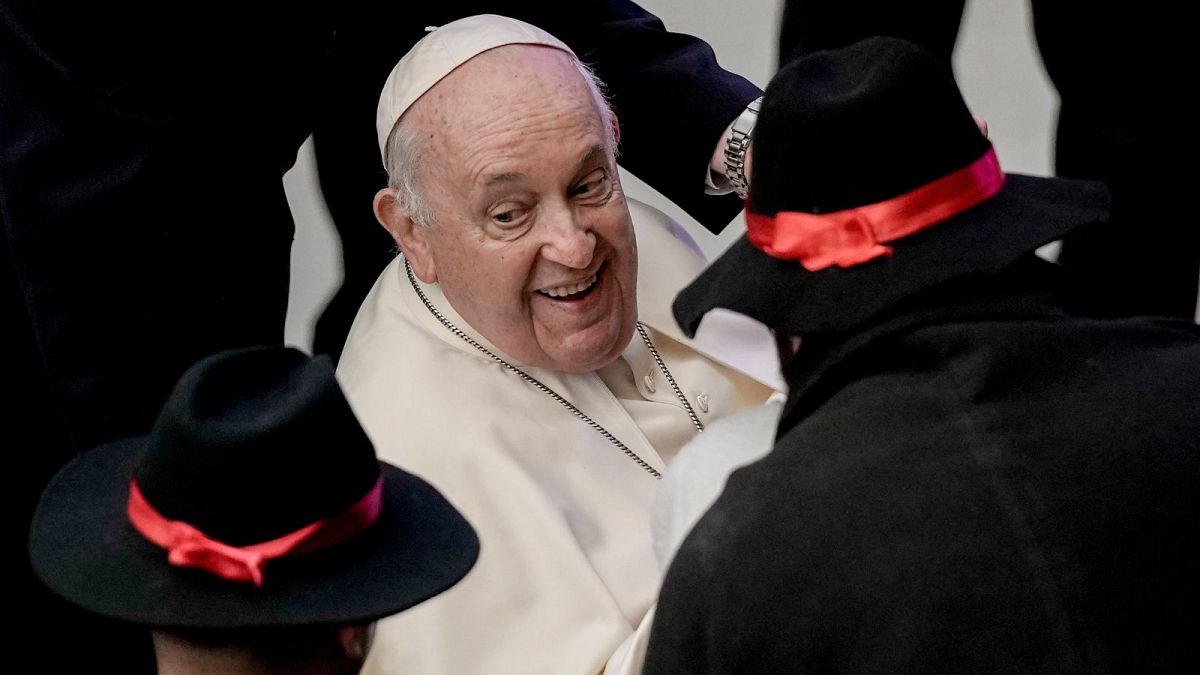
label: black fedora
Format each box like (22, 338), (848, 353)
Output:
(28, 346), (478, 629)
(674, 36), (1110, 337)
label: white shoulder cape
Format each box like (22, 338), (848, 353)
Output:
(337, 198), (774, 675)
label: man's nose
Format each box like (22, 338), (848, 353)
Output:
(540, 207), (596, 269)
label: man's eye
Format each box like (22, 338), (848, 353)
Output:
(571, 170), (610, 198)
(492, 207), (527, 225)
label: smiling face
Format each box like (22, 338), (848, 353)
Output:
(377, 46), (638, 374)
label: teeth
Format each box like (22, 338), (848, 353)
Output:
(539, 274), (598, 298)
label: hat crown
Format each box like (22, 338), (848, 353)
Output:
(134, 347), (380, 546)
(751, 36), (990, 217)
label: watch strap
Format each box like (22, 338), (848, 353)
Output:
(724, 96), (763, 199)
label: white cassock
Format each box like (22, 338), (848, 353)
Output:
(337, 198), (780, 674)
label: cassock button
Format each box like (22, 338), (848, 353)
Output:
(643, 373), (656, 393)
(696, 392), (710, 413)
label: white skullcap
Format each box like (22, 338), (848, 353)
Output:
(375, 14), (574, 163)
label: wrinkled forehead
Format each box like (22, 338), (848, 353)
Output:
(411, 48), (610, 193)
(414, 46), (602, 135)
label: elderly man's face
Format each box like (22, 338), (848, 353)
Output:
(384, 46), (638, 373)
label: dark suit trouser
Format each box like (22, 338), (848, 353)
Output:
(2, 9), (322, 667)
(779, 0), (1198, 320)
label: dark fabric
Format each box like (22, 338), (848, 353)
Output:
(673, 36), (1118, 339)
(1030, 0), (1197, 319)
(4, 223), (157, 673)
(778, 0), (964, 78)
(2, 2), (757, 668)
(674, 175), (1110, 336)
(30, 348), (478, 628)
(776, 0), (1199, 321)
(32, 440), (480, 629)
(130, 348), (381, 545)
(646, 259), (1200, 673)
(3, 15), (309, 669)
(750, 36), (989, 218)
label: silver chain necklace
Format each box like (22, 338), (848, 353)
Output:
(404, 258), (704, 480)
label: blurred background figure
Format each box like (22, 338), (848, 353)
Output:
(778, 0), (1198, 321)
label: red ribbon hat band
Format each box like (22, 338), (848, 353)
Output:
(127, 478), (384, 587)
(746, 148), (1006, 271)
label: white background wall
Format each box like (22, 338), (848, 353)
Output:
(281, 1), (1061, 349)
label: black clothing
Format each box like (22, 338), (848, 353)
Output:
(776, 0), (1199, 320)
(647, 259), (1200, 672)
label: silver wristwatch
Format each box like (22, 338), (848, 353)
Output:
(724, 96), (763, 199)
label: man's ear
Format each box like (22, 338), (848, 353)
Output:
(337, 624), (372, 661)
(373, 187), (437, 283)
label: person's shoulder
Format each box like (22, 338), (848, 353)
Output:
(626, 197), (705, 261)
(338, 259), (414, 368)
(626, 196), (674, 229)
(626, 196), (710, 335)
(336, 255), (479, 419)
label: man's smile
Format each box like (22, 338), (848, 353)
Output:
(535, 266), (602, 302)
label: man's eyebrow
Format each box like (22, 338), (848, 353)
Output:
(577, 145), (606, 169)
(482, 171), (525, 187)
(479, 145), (608, 187)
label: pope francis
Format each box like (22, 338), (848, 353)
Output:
(337, 15), (777, 675)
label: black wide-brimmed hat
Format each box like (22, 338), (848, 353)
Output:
(28, 346), (478, 629)
(674, 36), (1110, 336)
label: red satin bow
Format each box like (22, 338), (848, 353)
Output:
(746, 148), (1006, 271)
(127, 478), (383, 587)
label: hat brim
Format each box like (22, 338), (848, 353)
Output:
(675, 174), (1111, 336)
(29, 437), (479, 629)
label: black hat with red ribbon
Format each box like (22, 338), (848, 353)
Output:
(28, 346), (478, 629)
(674, 36), (1110, 337)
